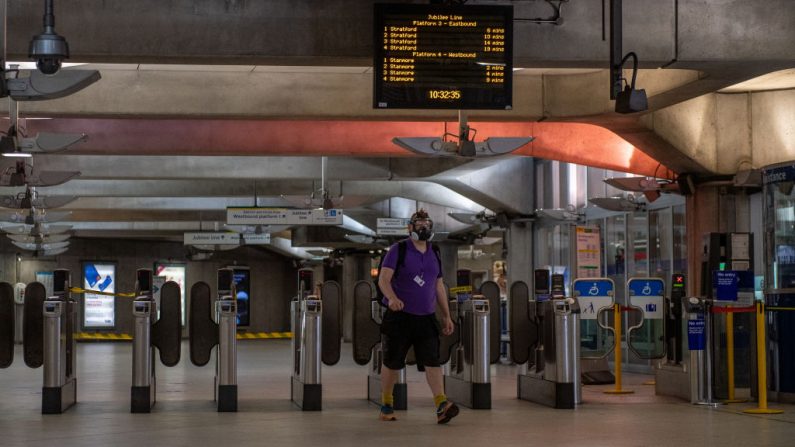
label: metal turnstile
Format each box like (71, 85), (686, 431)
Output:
(188, 268), (238, 412)
(0, 282), (14, 369)
(513, 277), (581, 409)
(131, 269), (182, 413)
(13, 283), (25, 344)
(16, 271), (78, 414)
(445, 281), (500, 409)
(42, 270), (77, 414)
(290, 279), (341, 411)
(350, 281), (410, 408)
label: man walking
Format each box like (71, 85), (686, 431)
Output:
(377, 209), (459, 424)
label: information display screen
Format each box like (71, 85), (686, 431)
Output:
(83, 262), (115, 329)
(374, 3), (513, 110)
(154, 263), (187, 326)
(233, 268), (251, 327)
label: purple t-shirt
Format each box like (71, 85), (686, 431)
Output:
(380, 240), (442, 315)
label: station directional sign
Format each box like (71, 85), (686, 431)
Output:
(226, 207), (343, 226)
(377, 218), (409, 235)
(183, 232), (241, 245)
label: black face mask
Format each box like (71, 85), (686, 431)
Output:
(411, 227), (433, 241)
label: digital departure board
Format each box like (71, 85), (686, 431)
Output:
(374, 3), (513, 110)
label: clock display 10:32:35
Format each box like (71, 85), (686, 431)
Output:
(428, 89), (462, 100)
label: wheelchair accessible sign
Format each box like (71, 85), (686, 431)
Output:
(573, 278), (614, 320)
(628, 278), (665, 319)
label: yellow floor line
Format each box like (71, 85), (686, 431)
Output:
(75, 332), (292, 341)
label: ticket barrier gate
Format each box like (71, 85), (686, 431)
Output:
(352, 280), (459, 409)
(41, 270), (77, 414)
(290, 280), (341, 411)
(445, 281), (500, 409)
(14, 283), (24, 344)
(2, 271), (78, 414)
(131, 269), (182, 413)
(655, 274), (690, 399)
(573, 279), (616, 385)
(626, 278), (667, 362)
(189, 268), (238, 412)
(683, 296), (723, 405)
(0, 282), (13, 370)
(511, 280), (581, 409)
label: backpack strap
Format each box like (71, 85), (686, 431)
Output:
(430, 242), (443, 276)
(393, 239), (408, 279)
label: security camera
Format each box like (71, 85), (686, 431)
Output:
(28, 0), (69, 75)
(29, 33), (69, 75)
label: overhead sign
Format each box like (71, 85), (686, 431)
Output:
(242, 233), (271, 245)
(373, 3), (513, 110)
(628, 278), (665, 319)
(573, 278), (614, 320)
(184, 232), (240, 245)
(226, 207), (343, 226)
(377, 218), (410, 235)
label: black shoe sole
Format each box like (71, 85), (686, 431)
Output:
(437, 403), (459, 424)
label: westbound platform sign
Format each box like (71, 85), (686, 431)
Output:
(226, 208), (343, 226)
(376, 218), (409, 235)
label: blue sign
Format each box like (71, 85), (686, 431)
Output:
(764, 164), (795, 185)
(628, 278), (664, 297)
(713, 270), (754, 301)
(574, 279), (613, 297)
(687, 319), (706, 351)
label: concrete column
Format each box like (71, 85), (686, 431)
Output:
(435, 242), (459, 293)
(686, 186), (722, 299)
(341, 254), (370, 342)
(507, 222), (534, 288)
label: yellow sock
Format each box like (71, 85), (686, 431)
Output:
(433, 394), (447, 408)
(382, 392), (394, 407)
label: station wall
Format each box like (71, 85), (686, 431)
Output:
(0, 238), (298, 335)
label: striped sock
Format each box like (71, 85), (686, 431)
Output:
(433, 393), (447, 408)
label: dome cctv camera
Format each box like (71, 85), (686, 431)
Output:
(29, 32), (69, 75)
(28, 0), (70, 75)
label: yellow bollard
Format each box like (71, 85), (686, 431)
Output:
(744, 302), (783, 414)
(724, 311), (747, 403)
(605, 303), (634, 395)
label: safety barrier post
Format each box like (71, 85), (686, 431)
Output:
(605, 303), (633, 395)
(743, 302), (783, 414)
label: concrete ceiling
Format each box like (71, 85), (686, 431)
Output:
(0, 0), (793, 256)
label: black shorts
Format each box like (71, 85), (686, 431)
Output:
(380, 310), (441, 370)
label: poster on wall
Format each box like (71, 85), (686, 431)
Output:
(154, 263), (187, 326)
(576, 226), (601, 279)
(83, 262), (116, 329)
(231, 267), (251, 327)
(153, 276), (166, 318)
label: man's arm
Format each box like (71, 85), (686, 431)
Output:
(378, 267), (404, 311)
(436, 277), (454, 335)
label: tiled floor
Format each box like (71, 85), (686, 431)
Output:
(0, 341), (793, 446)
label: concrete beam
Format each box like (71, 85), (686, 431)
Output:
(18, 119), (669, 175)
